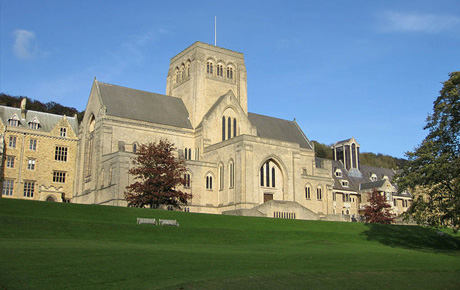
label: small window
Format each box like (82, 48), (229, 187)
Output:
(393, 199), (397, 207)
(341, 180), (349, 188)
(27, 159), (36, 170)
(6, 156), (15, 168)
(8, 116), (20, 127)
(55, 146), (68, 162)
(23, 181), (35, 198)
(29, 122), (40, 130)
(133, 143), (137, 153)
(2, 180), (14, 196)
(29, 139), (37, 151)
(206, 175), (213, 190)
(206, 61), (213, 74)
(305, 186), (311, 199)
(9, 136), (17, 148)
(316, 187), (322, 200)
(227, 67), (233, 79)
(184, 173), (191, 188)
(60, 128), (67, 137)
(53, 171), (66, 183)
(335, 169), (342, 178)
(217, 64), (223, 77)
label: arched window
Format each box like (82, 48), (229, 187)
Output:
(207, 61), (213, 74)
(175, 67), (180, 83)
(184, 148), (192, 160)
(260, 166), (264, 186)
(305, 185), (311, 199)
(260, 161), (279, 188)
(85, 114), (96, 177)
(229, 161), (235, 188)
(181, 64), (186, 79)
(219, 164), (224, 190)
(184, 173), (191, 188)
(233, 118), (237, 137)
(133, 143), (138, 153)
(186, 61), (191, 77)
(222, 116), (226, 141)
(227, 66), (233, 79)
(217, 64), (223, 76)
(316, 186), (322, 200)
(206, 175), (213, 190)
(228, 117), (231, 139)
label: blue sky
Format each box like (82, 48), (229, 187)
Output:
(1, 0), (460, 158)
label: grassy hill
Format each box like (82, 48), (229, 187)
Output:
(1, 198), (459, 289)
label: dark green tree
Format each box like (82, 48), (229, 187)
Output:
(397, 72), (460, 232)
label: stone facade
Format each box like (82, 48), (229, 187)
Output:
(0, 99), (78, 202)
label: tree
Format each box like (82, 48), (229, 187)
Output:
(397, 71), (460, 232)
(124, 140), (191, 208)
(363, 189), (395, 224)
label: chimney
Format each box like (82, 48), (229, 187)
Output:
(20, 98), (27, 119)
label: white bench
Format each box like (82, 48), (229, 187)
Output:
(159, 219), (179, 226)
(137, 218), (157, 225)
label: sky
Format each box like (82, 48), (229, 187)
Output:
(1, 0), (460, 158)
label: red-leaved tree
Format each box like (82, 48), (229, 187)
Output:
(125, 140), (191, 208)
(363, 189), (395, 224)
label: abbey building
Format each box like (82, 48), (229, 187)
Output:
(1, 42), (411, 220)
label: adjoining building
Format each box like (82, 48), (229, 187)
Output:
(0, 99), (78, 202)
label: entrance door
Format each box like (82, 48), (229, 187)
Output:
(264, 193), (273, 203)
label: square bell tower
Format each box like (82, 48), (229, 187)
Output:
(166, 42), (248, 128)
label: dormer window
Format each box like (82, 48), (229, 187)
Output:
(60, 128), (67, 137)
(341, 180), (349, 188)
(335, 169), (342, 178)
(370, 173), (377, 182)
(8, 115), (20, 127)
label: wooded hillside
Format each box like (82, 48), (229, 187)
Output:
(312, 141), (408, 170)
(0, 93), (84, 123)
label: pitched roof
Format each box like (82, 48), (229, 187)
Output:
(97, 82), (193, 129)
(248, 113), (313, 149)
(0, 105), (78, 133)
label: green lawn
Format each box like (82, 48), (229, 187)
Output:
(1, 198), (459, 289)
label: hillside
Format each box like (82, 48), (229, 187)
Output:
(312, 141), (408, 170)
(1, 198), (459, 289)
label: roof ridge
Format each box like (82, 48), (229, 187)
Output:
(248, 112), (294, 123)
(97, 81), (182, 101)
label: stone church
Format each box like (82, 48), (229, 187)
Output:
(72, 41), (410, 220)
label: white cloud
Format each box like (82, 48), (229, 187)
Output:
(13, 29), (38, 59)
(379, 11), (460, 33)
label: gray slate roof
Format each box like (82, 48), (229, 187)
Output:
(360, 179), (387, 191)
(98, 82), (193, 129)
(0, 105), (78, 133)
(248, 113), (313, 149)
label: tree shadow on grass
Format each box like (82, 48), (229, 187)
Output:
(361, 223), (460, 253)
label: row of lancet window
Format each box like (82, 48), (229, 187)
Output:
(260, 161), (276, 188)
(174, 61), (191, 83)
(222, 116), (237, 141)
(207, 61), (234, 79)
(184, 147), (199, 160)
(305, 185), (323, 200)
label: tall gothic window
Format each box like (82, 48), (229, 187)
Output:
(233, 118), (237, 137)
(229, 161), (234, 188)
(222, 116), (226, 141)
(260, 161), (278, 188)
(219, 164), (224, 191)
(317, 186), (322, 200)
(228, 117), (231, 140)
